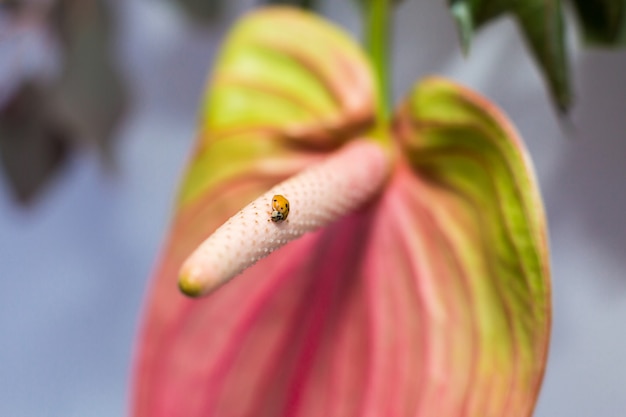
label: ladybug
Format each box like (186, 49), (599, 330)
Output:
(270, 194), (290, 222)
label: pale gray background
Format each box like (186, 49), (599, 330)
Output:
(1, 0), (625, 416)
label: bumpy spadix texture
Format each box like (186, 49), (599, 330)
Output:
(133, 7), (550, 417)
(180, 141), (388, 296)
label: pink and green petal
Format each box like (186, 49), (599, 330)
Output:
(391, 77), (551, 416)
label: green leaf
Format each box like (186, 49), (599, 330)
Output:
(449, 0), (474, 55)
(51, 0), (127, 155)
(0, 0), (126, 203)
(448, 0), (571, 112)
(265, 0), (317, 10)
(448, 0), (510, 54)
(513, 1), (570, 111)
(170, 0), (223, 23)
(394, 77), (551, 416)
(570, 0), (626, 45)
(0, 83), (72, 204)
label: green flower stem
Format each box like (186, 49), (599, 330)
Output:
(364, 0), (391, 123)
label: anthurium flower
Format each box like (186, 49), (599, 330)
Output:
(132, 6), (550, 417)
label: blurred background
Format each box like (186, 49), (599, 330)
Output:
(1, 0), (625, 416)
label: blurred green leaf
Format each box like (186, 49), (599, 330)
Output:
(449, 0), (473, 54)
(0, 0), (126, 204)
(51, 0), (127, 157)
(0, 83), (72, 204)
(514, 1), (570, 112)
(570, 0), (626, 45)
(353, 0), (407, 10)
(170, 0), (223, 23)
(448, 0), (570, 112)
(265, 0), (317, 10)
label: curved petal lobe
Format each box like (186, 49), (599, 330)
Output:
(180, 6), (375, 209)
(390, 77), (551, 417)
